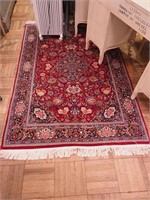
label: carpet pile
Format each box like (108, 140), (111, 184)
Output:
(0, 24), (149, 159)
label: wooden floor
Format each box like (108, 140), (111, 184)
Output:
(0, 1), (150, 199)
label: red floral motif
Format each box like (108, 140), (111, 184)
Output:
(86, 97), (96, 105)
(123, 98), (134, 113)
(70, 107), (80, 117)
(92, 61), (99, 68)
(101, 87), (111, 95)
(96, 127), (116, 137)
(99, 70), (105, 75)
(23, 62), (31, 72)
(36, 128), (56, 139)
(34, 108), (47, 119)
(36, 89), (46, 97)
(41, 44), (49, 49)
(40, 72), (46, 77)
(41, 57), (47, 62)
(81, 107), (92, 115)
(89, 76), (98, 82)
(65, 44), (76, 50)
(58, 107), (69, 115)
(48, 77), (57, 84)
(104, 107), (116, 118)
(66, 85), (81, 94)
(53, 98), (63, 105)
(28, 34), (35, 42)
(15, 101), (26, 116)
(112, 59), (121, 68)
(45, 63), (53, 70)
(50, 52), (57, 57)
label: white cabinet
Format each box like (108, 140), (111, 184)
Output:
(131, 61), (150, 99)
(75, 0), (89, 36)
(86, 0), (132, 64)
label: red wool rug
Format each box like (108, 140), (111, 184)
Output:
(0, 24), (150, 159)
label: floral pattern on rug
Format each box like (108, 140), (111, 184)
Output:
(2, 24), (149, 148)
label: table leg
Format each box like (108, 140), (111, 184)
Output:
(0, 19), (6, 36)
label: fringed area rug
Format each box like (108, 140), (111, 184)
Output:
(0, 24), (150, 160)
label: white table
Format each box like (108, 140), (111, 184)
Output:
(86, 0), (150, 99)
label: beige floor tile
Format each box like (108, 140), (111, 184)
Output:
(0, 158), (25, 166)
(0, 164), (24, 200)
(0, 63), (17, 78)
(143, 157), (150, 183)
(25, 196), (88, 200)
(25, 158), (55, 164)
(22, 163), (55, 199)
(121, 191), (150, 200)
(55, 161), (87, 197)
(88, 193), (121, 200)
(49, 196), (88, 200)
(85, 159), (119, 194)
(114, 158), (150, 192)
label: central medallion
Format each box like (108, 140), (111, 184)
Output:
(56, 51), (90, 82)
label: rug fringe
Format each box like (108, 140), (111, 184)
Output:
(25, 21), (36, 25)
(0, 145), (150, 160)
